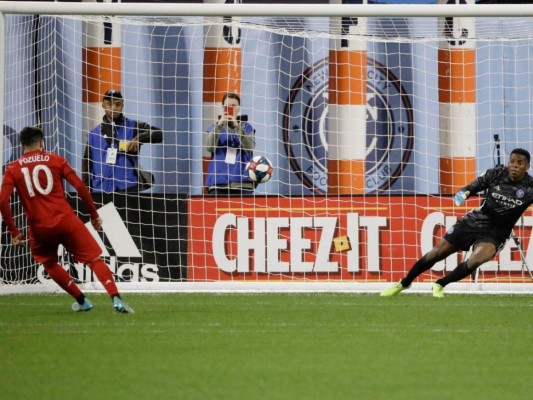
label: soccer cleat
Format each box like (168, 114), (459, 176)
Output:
(113, 297), (135, 314)
(380, 280), (411, 297)
(432, 283), (445, 298)
(72, 298), (94, 312)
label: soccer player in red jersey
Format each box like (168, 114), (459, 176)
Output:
(0, 126), (133, 313)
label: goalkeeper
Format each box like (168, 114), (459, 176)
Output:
(382, 148), (533, 298)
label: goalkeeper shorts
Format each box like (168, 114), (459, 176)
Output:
(443, 219), (508, 253)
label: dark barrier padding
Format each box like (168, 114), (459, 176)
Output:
(72, 193), (188, 282)
(1, 193), (188, 284)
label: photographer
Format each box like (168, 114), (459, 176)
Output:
(83, 89), (163, 193)
(205, 93), (256, 195)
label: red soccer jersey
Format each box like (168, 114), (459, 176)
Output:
(0, 150), (98, 237)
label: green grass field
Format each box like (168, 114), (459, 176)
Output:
(0, 293), (531, 400)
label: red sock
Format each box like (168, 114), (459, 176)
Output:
(89, 259), (119, 298)
(44, 263), (82, 299)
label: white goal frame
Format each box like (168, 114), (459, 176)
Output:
(1, 1), (533, 295)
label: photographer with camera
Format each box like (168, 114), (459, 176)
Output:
(205, 92), (256, 195)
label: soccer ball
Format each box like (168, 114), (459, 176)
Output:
(246, 155), (273, 183)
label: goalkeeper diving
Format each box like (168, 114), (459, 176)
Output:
(381, 148), (533, 297)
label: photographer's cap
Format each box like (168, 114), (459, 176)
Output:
(103, 89), (123, 102)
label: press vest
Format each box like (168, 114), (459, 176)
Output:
(87, 118), (139, 192)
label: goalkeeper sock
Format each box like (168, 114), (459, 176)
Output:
(89, 259), (119, 298)
(44, 263), (83, 299)
(401, 255), (435, 287)
(436, 261), (472, 287)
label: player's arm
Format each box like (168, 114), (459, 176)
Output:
(453, 168), (498, 206)
(63, 162), (101, 230)
(0, 170), (24, 245)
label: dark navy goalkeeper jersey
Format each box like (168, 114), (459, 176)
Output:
(460, 165), (533, 235)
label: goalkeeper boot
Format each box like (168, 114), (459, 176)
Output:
(432, 283), (445, 298)
(380, 280), (411, 297)
(72, 298), (94, 312)
(113, 297), (135, 314)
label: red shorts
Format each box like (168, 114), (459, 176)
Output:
(29, 215), (102, 264)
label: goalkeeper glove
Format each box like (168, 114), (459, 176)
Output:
(453, 190), (470, 207)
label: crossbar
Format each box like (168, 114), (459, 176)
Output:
(0, 2), (533, 18)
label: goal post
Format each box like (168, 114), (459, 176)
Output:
(1, 1), (533, 294)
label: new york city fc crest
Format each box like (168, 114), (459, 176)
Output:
(282, 58), (413, 194)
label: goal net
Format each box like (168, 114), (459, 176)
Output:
(1, 3), (533, 293)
